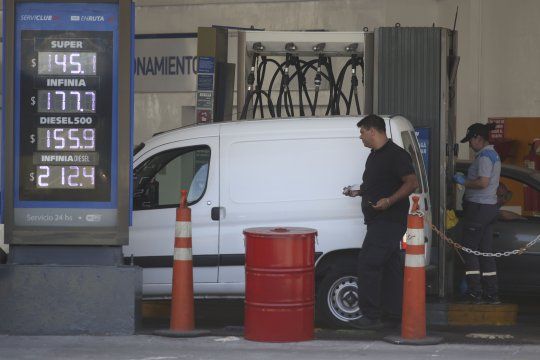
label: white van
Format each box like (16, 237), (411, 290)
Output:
(126, 115), (432, 327)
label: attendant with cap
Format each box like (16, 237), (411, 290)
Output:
(453, 122), (501, 304)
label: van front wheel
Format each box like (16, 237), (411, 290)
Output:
(316, 264), (362, 327)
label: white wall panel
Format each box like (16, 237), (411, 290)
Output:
(481, 0), (540, 117)
(134, 92), (195, 144)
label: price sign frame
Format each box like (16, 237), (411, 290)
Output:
(3, 0), (133, 245)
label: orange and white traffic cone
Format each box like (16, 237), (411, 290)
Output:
(154, 189), (209, 338)
(385, 195), (442, 345)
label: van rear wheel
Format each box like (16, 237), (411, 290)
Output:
(316, 263), (362, 327)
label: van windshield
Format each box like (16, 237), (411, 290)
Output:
(400, 131), (426, 193)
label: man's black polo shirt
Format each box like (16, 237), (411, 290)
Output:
(361, 139), (415, 226)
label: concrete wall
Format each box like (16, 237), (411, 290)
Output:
(133, 0), (540, 158)
(436, 0), (540, 157)
(132, 0), (439, 143)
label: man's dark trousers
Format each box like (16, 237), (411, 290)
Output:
(461, 201), (499, 296)
(357, 220), (406, 320)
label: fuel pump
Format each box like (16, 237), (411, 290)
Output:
(237, 31), (374, 120)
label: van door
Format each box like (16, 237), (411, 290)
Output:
(125, 137), (219, 296)
(216, 125), (366, 292)
(397, 130), (433, 262)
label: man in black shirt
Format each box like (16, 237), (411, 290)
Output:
(344, 114), (418, 329)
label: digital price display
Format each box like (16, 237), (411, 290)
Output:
(38, 52), (97, 75)
(18, 31), (112, 202)
(36, 165), (95, 189)
(37, 90), (97, 113)
(36, 128), (96, 151)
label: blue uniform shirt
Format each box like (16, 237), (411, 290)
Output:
(464, 145), (501, 205)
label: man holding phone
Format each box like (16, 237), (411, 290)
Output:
(343, 114), (419, 329)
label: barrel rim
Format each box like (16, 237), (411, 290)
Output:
(243, 227), (318, 237)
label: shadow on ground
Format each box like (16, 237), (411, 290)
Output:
(142, 295), (540, 345)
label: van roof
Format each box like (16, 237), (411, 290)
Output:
(141, 115), (411, 154)
(151, 115), (408, 136)
(150, 116), (366, 137)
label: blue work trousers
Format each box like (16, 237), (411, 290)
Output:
(461, 201), (499, 296)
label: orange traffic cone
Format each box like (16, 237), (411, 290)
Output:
(384, 196), (442, 345)
(154, 190), (209, 338)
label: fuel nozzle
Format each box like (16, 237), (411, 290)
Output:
(347, 54), (362, 115)
(314, 54), (326, 89)
(314, 72), (322, 89)
(256, 55), (267, 92)
(283, 43), (296, 86)
(282, 53), (293, 91)
(247, 53), (258, 91)
(351, 74), (358, 95)
(350, 54), (359, 94)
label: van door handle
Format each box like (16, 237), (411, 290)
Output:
(211, 207), (224, 221)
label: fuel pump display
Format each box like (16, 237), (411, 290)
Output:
(19, 31), (113, 202)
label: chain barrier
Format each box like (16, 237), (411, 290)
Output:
(410, 210), (540, 257)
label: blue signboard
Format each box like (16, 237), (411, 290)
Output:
(197, 56), (215, 74)
(197, 74), (214, 91)
(12, 3), (120, 228)
(415, 127), (430, 175)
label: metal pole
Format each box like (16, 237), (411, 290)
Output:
(363, 32), (374, 114)
(236, 31), (246, 120)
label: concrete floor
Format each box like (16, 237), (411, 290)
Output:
(1, 334), (540, 360)
(1, 296), (540, 360)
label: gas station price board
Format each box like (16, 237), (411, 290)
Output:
(3, 1), (132, 243)
(19, 30), (113, 200)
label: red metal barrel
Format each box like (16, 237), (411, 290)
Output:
(243, 227), (317, 342)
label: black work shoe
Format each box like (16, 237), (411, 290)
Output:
(483, 294), (502, 305)
(459, 292), (484, 304)
(348, 316), (384, 330)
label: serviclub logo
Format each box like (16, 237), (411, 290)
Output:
(20, 14), (55, 21)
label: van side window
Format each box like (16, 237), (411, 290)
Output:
(133, 146), (210, 210)
(400, 131), (425, 193)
